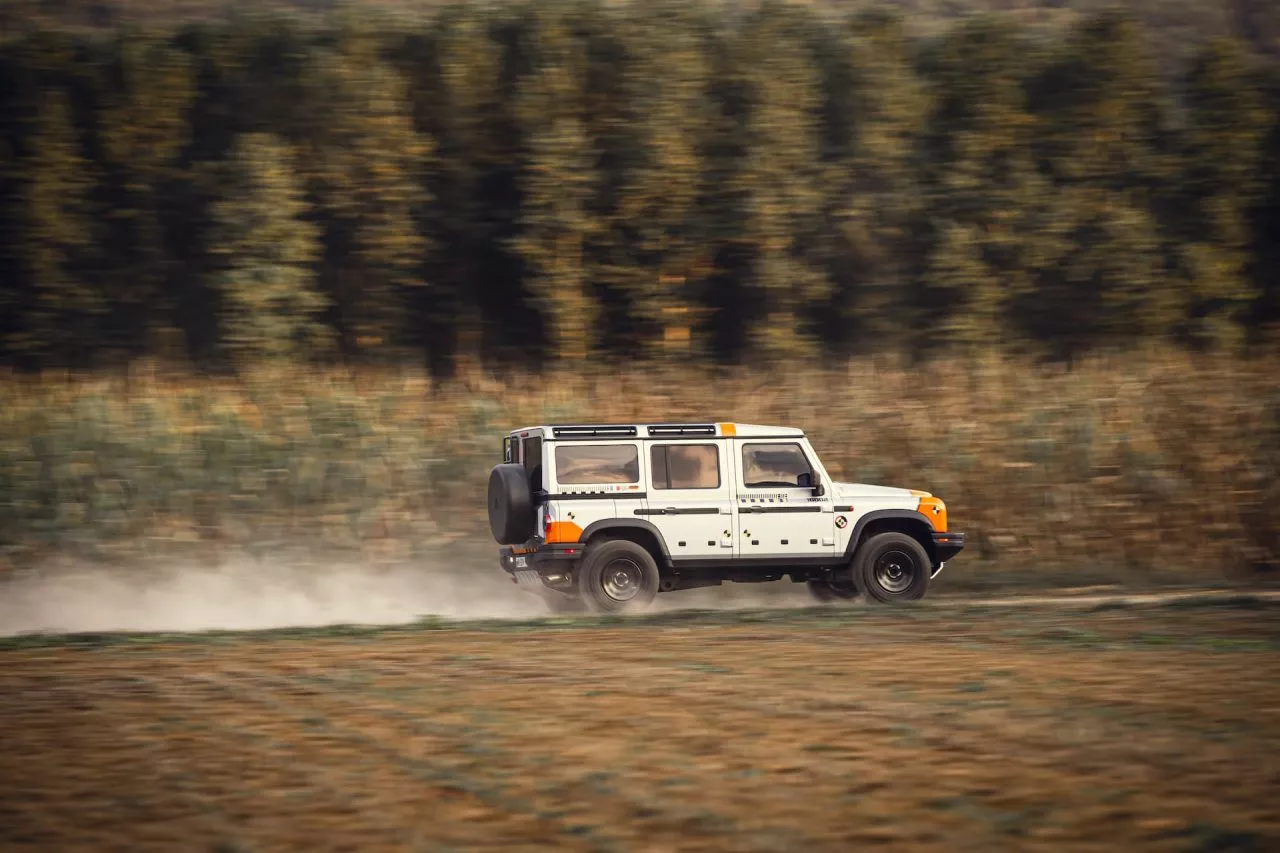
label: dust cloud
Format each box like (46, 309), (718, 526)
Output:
(0, 558), (819, 637)
(0, 559), (548, 637)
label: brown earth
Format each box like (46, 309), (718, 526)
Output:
(1, 599), (1277, 852)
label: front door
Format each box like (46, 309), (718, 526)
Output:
(732, 440), (835, 560)
(641, 439), (733, 560)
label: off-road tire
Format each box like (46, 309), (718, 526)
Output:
(853, 531), (931, 603)
(488, 463), (536, 545)
(806, 577), (859, 604)
(577, 539), (660, 614)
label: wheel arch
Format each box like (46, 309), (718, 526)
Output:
(845, 510), (938, 567)
(579, 519), (672, 569)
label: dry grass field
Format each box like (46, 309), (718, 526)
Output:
(2, 596), (1277, 852)
(4, 350), (1280, 586)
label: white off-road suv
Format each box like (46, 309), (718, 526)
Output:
(487, 422), (964, 613)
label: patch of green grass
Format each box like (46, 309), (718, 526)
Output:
(1181, 823), (1271, 852)
(1032, 626), (1109, 647)
(802, 743), (839, 753)
(679, 662), (733, 674)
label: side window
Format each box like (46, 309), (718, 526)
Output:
(651, 444), (721, 490)
(741, 443), (812, 488)
(523, 436), (543, 491)
(554, 444), (639, 485)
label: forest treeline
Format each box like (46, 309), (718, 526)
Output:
(2, 0), (1279, 372)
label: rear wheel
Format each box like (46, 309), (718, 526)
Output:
(853, 532), (931, 603)
(577, 539), (660, 614)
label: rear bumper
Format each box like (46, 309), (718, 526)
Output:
(933, 531), (965, 564)
(499, 544), (580, 596)
(499, 543), (580, 574)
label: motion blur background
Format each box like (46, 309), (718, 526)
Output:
(1, 0), (1279, 591)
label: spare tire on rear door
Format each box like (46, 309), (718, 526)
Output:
(488, 463), (537, 545)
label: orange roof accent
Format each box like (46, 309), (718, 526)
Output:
(718, 423), (737, 436)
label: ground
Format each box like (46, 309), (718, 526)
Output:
(1, 596), (1277, 852)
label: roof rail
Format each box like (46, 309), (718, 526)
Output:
(646, 424), (717, 437)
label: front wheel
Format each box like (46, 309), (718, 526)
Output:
(576, 539), (661, 614)
(853, 532), (931, 603)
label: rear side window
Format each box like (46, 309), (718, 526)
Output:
(651, 444), (720, 490)
(741, 443), (812, 488)
(523, 436), (543, 491)
(555, 444), (639, 485)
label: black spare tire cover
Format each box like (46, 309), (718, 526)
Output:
(488, 463), (536, 545)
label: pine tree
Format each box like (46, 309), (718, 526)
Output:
(1248, 63), (1280, 342)
(1175, 37), (1270, 348)
(512, 6), (599, 363)
(911, 14), (1041, 353)
(1019, 11), (1173, 356)
(17, 88), (103, 364)
(821, 9), (929, 353)
(735, 1), (831, 360)
(404, 6), (540, 369)
(301, 30), (431, 360)
(208, 133), (327, 363)
(582, 0), (711, 357)
(94, 33), (195, 357)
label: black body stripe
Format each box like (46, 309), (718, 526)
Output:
(737, 505), (826, 514)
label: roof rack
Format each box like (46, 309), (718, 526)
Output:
(646, 424), (717, 437)
(551, 425), (639, 438)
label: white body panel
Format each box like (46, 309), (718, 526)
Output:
(730, 436), (835, 560)
(829, 482), (920, 554)
(641, 439), (734, 559)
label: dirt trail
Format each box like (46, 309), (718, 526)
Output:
(2, 602), (1277, 851)
(0, 557), (1274, 638)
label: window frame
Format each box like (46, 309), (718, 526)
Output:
(739, 441), (815, 489)
(553, 442), (641, 486)
(650, 442), (722, 491)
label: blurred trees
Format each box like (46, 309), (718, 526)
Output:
(208, 132), (326, 362)
(0, 0), (1278, 372)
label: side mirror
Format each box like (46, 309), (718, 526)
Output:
(799, 471), (824, 496)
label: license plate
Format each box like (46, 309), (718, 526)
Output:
(514, 570), (541, 587)
(512, 556), (528, 569)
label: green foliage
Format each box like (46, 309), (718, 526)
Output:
(0, 1), (1277, 369)
(301, 29), (432, 359)
(16, 88), (102, 362)
(209, 132), (328, 362)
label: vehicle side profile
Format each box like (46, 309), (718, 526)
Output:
(487, 422), (965, 613)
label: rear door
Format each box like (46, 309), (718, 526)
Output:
(642, 439), (734, 560)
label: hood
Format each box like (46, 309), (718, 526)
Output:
(832, 482), (923, 500)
